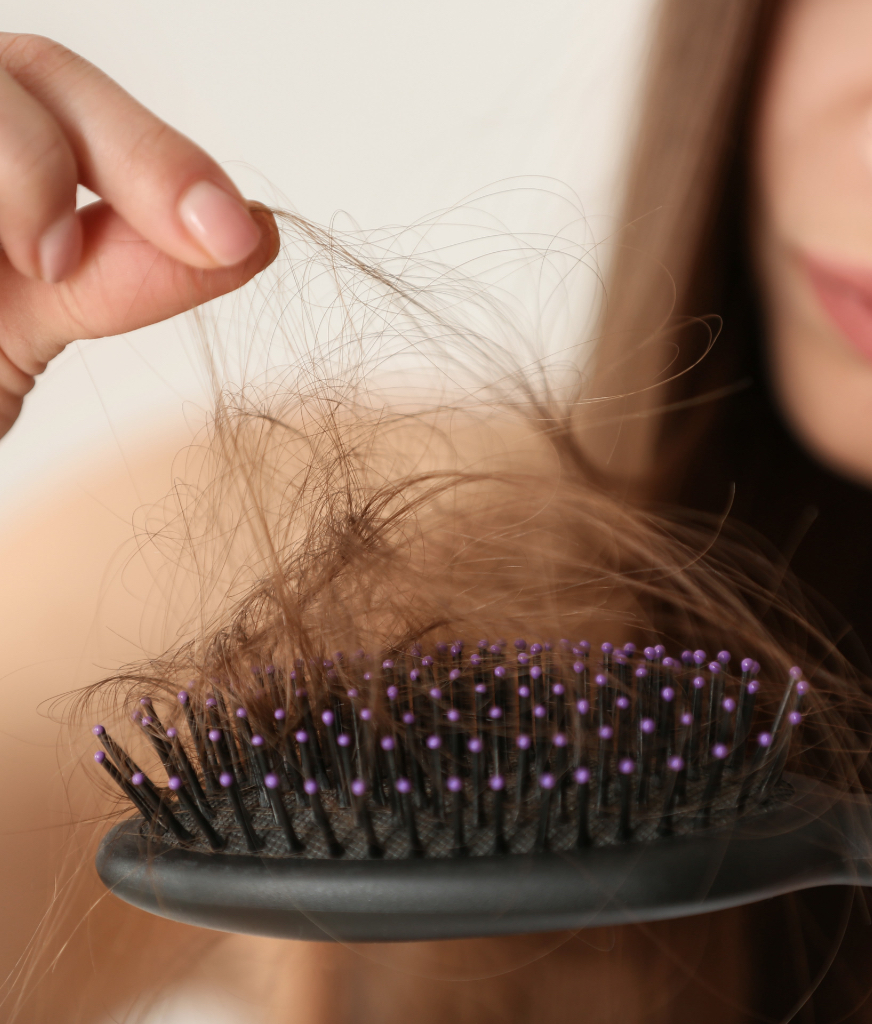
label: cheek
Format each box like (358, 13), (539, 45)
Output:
(758, 233), (872, 486)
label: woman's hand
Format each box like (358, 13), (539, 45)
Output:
(0, 33), (279, 438)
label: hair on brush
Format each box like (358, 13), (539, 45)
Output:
(80, 207), (872, 943)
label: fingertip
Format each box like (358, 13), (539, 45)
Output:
(247, 202), (281, 272)
(177, 180), (261, 267)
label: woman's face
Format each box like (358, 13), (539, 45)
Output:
(755, 0), (872, 485)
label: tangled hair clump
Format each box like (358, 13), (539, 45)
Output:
(77, 195), (872, 798)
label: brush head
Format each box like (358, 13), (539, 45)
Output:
(93, 639), (848, 941)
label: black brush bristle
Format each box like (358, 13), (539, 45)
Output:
(91, 641), (808, 861)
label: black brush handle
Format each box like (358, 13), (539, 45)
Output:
(97, 774), (872, 944)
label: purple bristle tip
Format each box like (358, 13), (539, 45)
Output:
(668, 755), (685, 772)
(92, 725), (105, 736)
(534, 705), (546, 719)
(177, 691), (188, 704)
(795, 680), (810, 695)
(576, 699), (590, 714)
(748, 680), (760, 693)
(251, 734), (264, 746)
(516, 733), (532, 750)
(447, 709), (460, 723)
(573, 661), (585, 674)
(468, 737), (483, 754)
(757, 731), (773, 747)
(446, 775), (463, 793)
(788, 711), (803, 725)
(661, 686), (675, 702)
(94, 751), (105, 764)
(539, 772), (556, 790)
(488, 775), (505, 791)
(236, 707), (247, 719)
(789, 666), (803, 680)
(337, 733), (351, 747)
(518, 685), (531, 698)
(717, 650), (731, 664)
(386, 686), (399, 700)
(680, 712), (693, 726)
(295, 729), (308, 743)
(219, 772), (234, 787)
(208, 729), (221, 742)
(693, 676), (706, 689)
(429, 687), (442, 701)
(494, 665), (507, 679)
(574, 767), (591, 785)
(402, 712), (415, 725)
(396, 777), (412, 794)
(514, 639), (527, 651)
(167, 727), (177, 739)
(488, 706), (503, 719)
(264, 773), (279, 789)
(206, 697), (217, 708)
(712, 743), (729, 760)
(616, 696), (630, 710)
(644, 646), (656, 660)
(304, 778), (319, 795)
(360, 708), (372, 721)
(427, 735), (442, 750)
(598, 725), (613, 740)
(274, 709), (286, 721)
(640, 718), (655, 734)
(601, 642), (614, 654)
(722, 697), (736, 713)
(382, 659), (394, 670)
(530, 665), (542, 679)
(741, 657), (755, 673)
(351, 779), (367, 797)
(131, 772), (145, 786)
(595, 673), (607, 687)
(553, 732), (568, 747)
(693, 650), (707, 665)
(449, 669), (461, 682)
(168, 776), (182, 791)
(552, 682), (564, 696)
(618, 758), (635, 775)
(475, 683), (488, 694)
(321, 710), (334, 726)
(347, 687), (359, 698)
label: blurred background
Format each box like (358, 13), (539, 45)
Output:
(0, 3), (655, 1020)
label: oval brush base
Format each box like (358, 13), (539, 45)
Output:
(96, 774), (872, 942)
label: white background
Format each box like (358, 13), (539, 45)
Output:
(0, 0), (654, 517)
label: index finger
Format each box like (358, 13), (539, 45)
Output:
(0, 34), (263, 271)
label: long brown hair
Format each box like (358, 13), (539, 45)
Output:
(587, 0), (777, 487)
(594, 1), (872, 1020)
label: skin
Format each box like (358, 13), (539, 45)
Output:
(0, 32), (279, 439)
(755, 0), (872, 486)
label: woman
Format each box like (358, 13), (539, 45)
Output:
(3, 1), (872, 1019)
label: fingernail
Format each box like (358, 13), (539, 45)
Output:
(39, 213), (82, 283)
(178, 180), (261, 266)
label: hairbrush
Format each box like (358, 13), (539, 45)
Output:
(93, 640), (872, 942)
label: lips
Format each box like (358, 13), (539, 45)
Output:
(803, 254), (872, 361)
